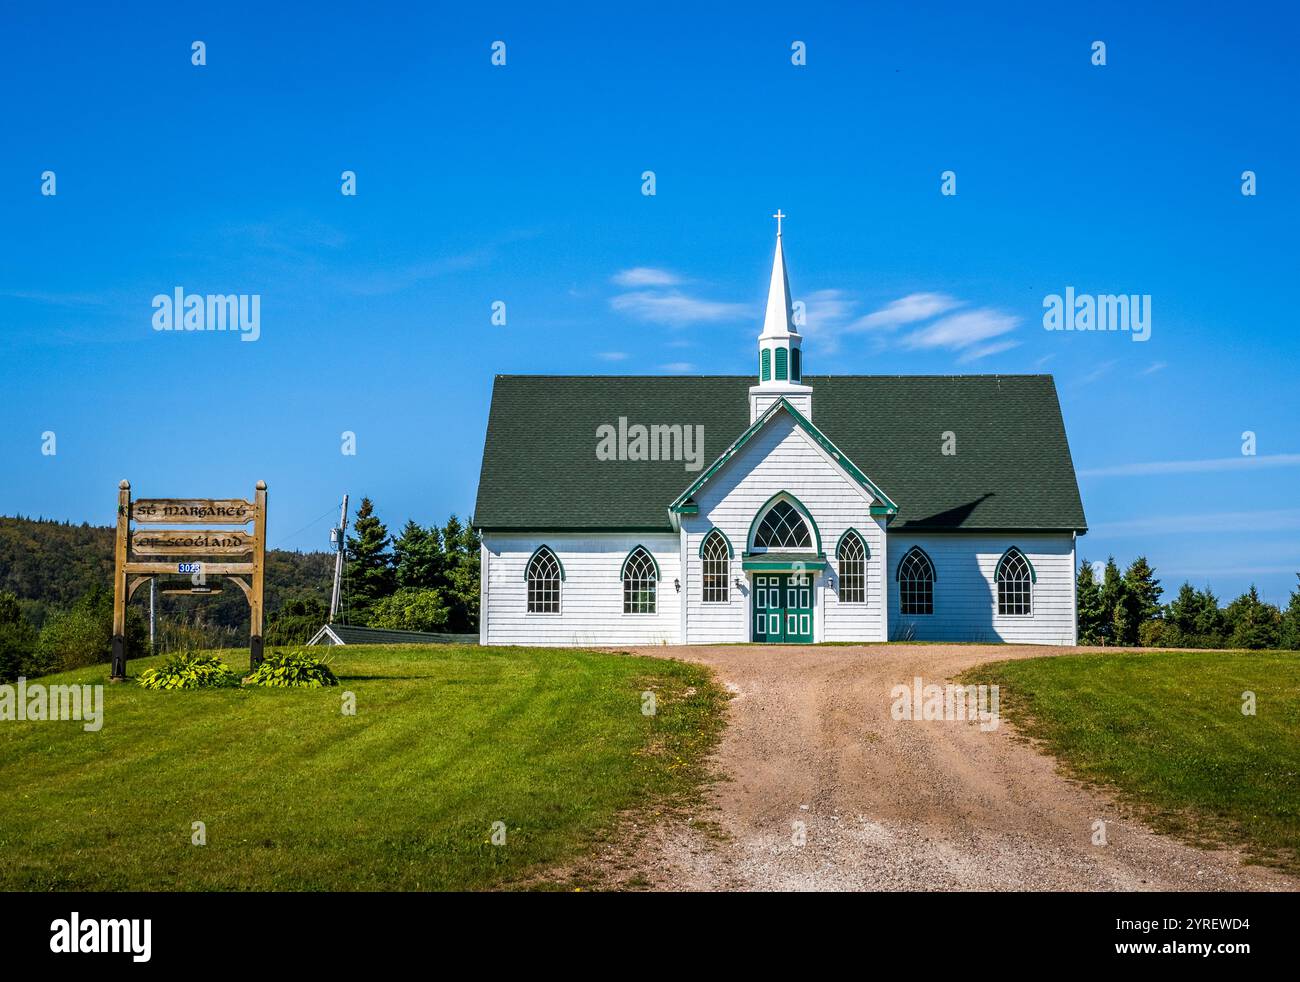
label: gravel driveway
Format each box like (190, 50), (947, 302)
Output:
(598, 644), (1297, 892)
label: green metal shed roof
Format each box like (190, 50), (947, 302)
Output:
(473, 375), (1087, 534)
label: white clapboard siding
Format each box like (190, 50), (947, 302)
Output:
(682, 411), (888, 643)
(885, 534), (1077, 645)
(481, 533), (681, 646)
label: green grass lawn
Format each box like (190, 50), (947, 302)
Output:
(960, 649), (1300, 874)
(0, 644), (725, 891)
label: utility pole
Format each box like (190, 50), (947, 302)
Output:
(329, 494), (349, 623)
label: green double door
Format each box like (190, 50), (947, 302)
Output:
(752, 574), (814, 643)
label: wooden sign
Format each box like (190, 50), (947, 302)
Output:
(131, 499), (255, 525)
(112, 480), (267, 680)
(131, 529), (255, 556)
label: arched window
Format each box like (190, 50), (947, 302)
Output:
(761, 349), (771, 381)
(701, 530), (730, 603)
(775, 347), (788, 380)
(622, 546), (657, 614)
(837, 530), (866, 604)
(791, 348), (801, 382)
(897, 547), (935, 615)
(526, 546), (562, 613)
(753, 499), (812, 549)
(996, 548), (1033, 616)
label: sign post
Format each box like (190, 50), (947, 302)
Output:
(111, 480), (131, 680)
(109, 480), (268, 680)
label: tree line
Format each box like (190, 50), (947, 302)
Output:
(332, 497), (481, 635)
(1077, 556), (1300, 650)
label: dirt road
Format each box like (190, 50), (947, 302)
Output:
(599, 644), (1296, 891)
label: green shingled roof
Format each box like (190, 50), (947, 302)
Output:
(473, 375), (1087, 534)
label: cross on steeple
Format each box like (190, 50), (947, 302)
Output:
(772, 209), (786, 236)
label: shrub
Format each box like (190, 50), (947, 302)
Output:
(0, 591), (48, 682)
(368, 587), (450, 633)
(244, 648), (338, 688)
(37, 585), (146, 672)
(138, 652), (241, 690)
(1138, 619), (1169, 648)
(266, 596), (328, 646)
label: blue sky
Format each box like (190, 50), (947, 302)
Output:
(2, 2), (1298, 603)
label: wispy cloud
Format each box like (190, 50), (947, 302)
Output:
(659, 361), (695, 372)
(796, 290), (1016, 361)
(958, 339), (1021, 363)
(596, 351), (628, 361)
(612, 267), (680, 287)
(0, 289), (109, 308)
(853, 292), (959, 332)
(900, 309), (1020, 357)
(800, 289), (857, 353)
(1141, 361), (1168, 375)
(1076, 359), (1117, 385)
(610, 290), (745, 326)
(346, 251), (489, 296)
(1080, 453), (1300, 478)
(1090, 508), (1300, 537)
(1159, 564), (1300, 580)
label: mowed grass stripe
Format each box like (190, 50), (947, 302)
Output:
(0, 644), (725, 890)
(961, 649), (1300, 872)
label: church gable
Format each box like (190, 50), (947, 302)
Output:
(681, 409), (882, 562)
(670, 397), (896, 521)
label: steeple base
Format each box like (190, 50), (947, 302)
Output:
(750, 383), (812, 424)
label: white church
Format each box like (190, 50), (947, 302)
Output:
(474, 220), (1088, 646)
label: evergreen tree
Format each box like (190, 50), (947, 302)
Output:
(1076, 559), (1107, 645)
(1225, 585), (1282, 650)
(392, 520), (444, 590)
(1099, 557), (1125, 645)
(1191, 587), (1226, 643)
(1280, 574), (1300, 651)
(1116, 556), (1162, 645)
(439, 514), (481, 632)
(1166, 582), (1200, 637)
(344, 498), (395, 624)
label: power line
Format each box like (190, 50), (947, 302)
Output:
(277, 501), (344, 549)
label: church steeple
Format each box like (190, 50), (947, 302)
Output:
(750, 211), (812, 423)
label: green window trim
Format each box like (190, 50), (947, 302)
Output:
(791, 348), (801, 381)
(995, 546), (1037, 583)
(747, 491), (823, 555)
(760, 349), (771, 381)
(775, 347), (788, 380)
(523, 544), (565, 581)
(834, 527), (870, 560)
(895, 546), (936, 582)
(741, 556), (828, 572)
(698, 527), (735, 559)
(620, 544), (661, 581)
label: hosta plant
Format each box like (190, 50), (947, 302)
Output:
(137, 652), (241, 690)
(244, 648), (339, 688)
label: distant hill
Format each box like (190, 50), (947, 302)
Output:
(0, 515), (333, 630)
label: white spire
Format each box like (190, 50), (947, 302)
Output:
(749, 211), (810, 423)
(760, 213), (797, 339)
